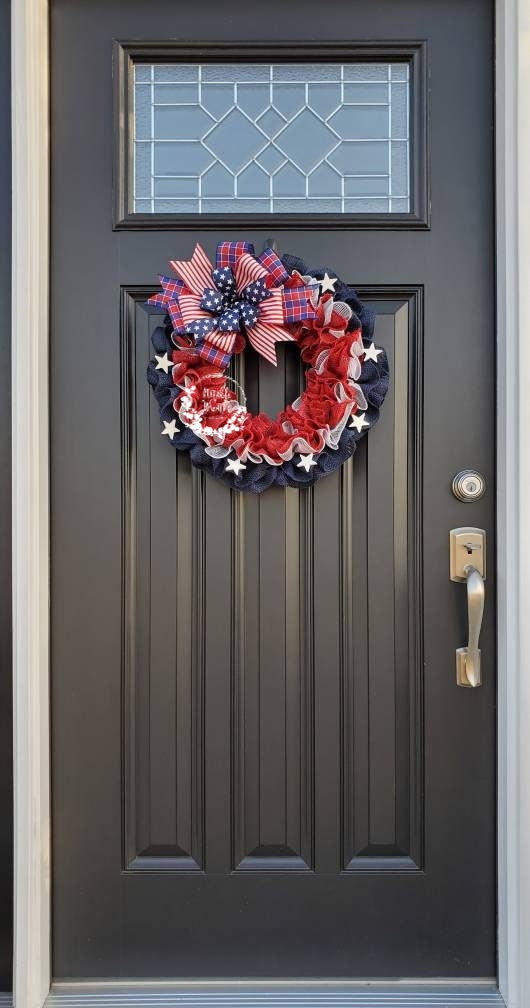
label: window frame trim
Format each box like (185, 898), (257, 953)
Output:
(113, 39), (429, 230)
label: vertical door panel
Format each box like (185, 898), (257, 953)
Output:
(122, 288), (423, 877)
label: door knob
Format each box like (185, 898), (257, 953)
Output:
(449, 528), (486, 687)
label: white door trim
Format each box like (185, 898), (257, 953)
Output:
(495, 0), (530, 1005)
(11, 0), (50, 1006)
(42, 980), (509, 1007)
(10, 0), (530, 1005)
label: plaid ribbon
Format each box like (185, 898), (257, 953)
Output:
(258, 247), (289, 287)
(172, 335), (232, 369)
(147, 274), (187, 309)
(282, 287), (317, 324)
(195, 341), (232, 368)
(147, 275), (187, 330)
(216, 241), (255, 269)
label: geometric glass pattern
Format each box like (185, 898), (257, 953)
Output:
(134, 63), (410, 214)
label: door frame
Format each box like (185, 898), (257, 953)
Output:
(10, 0), (530, 1005)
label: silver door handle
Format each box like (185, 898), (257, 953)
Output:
(456, 565), (484, 687)
(449, 527), (486, 688)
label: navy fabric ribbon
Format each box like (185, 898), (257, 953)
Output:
(194, 267), (270, 336)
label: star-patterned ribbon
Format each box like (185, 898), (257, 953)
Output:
(197, 269), (270, 339)
(147, 241), (317, 366)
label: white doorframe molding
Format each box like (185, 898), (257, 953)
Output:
(11, 0), (50, 1006)
(9, 0), (529, 1006)
(496, 1), (530, 1007)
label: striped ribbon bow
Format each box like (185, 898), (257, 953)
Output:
(147, 241), (317, 367)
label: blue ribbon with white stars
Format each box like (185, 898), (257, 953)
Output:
(194, 268), (270, 336)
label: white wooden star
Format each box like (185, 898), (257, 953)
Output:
(155, 352), (172, 374)
(363, 342), (383, 363)
(225, 456), (246, 476)
(296, 453), (317, 472)
(349, 411), (370, 433)
(161, 419), (179, 439)
(320, 272), (337, 293)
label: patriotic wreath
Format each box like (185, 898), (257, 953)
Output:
(147, 241), (389, 493)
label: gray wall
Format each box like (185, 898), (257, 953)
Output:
(0, 0), (12, 991)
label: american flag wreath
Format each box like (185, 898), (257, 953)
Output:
(146, 241), (389, 493)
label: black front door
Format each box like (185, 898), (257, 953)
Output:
(50, 0), (496, 979)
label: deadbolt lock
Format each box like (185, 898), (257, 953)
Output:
(452, 470), (486, 502)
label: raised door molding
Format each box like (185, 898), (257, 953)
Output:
(120, 288), (423, 881)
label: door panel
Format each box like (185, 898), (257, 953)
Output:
(122, 289), (422, 877)
(50, 0), (496, 980)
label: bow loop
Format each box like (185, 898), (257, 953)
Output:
(218, 307), (242, 333)
(200, 288), (224, 314)
(212, 266), (237, 297)
(184, 317), (218, 339)
(195, 339), (233, 369)
(257, 248), (289, 286)
(241, 279), (271, 305)
(282, 286), (318, 324)
(216, 240), (255, 269)
(239, 302), (259, 328)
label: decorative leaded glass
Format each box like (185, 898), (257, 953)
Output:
(134, 63), (410, 214)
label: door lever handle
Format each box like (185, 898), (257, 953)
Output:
(449, 527), (486, 688)
(456, 564), (484, 687)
